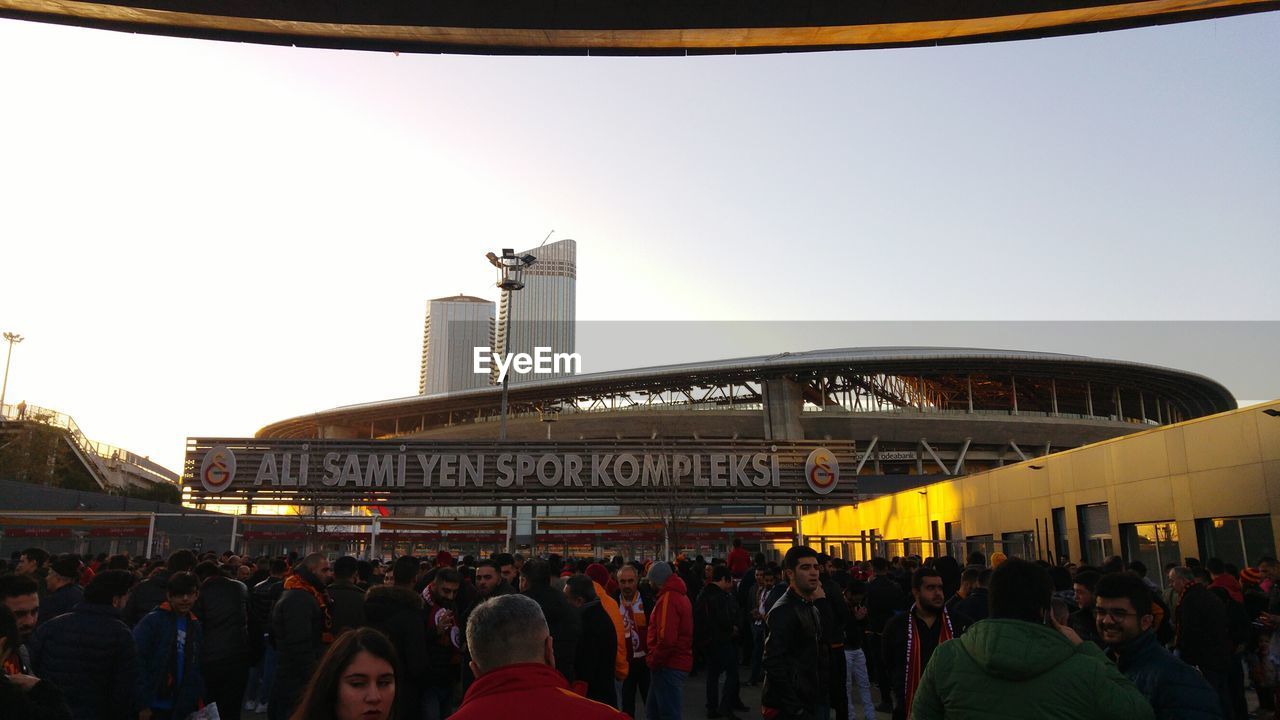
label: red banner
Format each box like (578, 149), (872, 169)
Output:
(89, 527), (148, 538)
(3, 527), (73, 538)
(243, 531), (306, 541)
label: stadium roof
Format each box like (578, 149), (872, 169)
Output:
(257, 346), (1236, 438)
(3, 0), (1277, 55)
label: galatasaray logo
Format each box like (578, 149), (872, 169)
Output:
(805, 447), (839, 495)
(200, 446), (237, 493)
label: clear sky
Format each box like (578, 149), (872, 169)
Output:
(0, 14), (1277, 473)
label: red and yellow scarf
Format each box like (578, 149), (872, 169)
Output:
(904, 604), (954, 714)
(285, 571), (334, 643)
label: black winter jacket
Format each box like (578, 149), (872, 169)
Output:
(1174, 585), (1231, 673)
(271, 570), (326, 674)
(882, 606), (972, 719)
(523, 582), (582, 684)
(123, 571), (170, 627)
(194, 575), (249, 663)
(38, 583), (83, 624)
(864, 575), (908, 635)
(326, 579), (367, 636)
(952, 588), (989, 622)
(762, 588), (828, 717)
(694, 583), (741, 648)
(365, 585), (427, 720)
(0, 673), (72, 720)
(575, 600), (620, 707)
(29, 603), (140, 720)
(1110, 630), (1223, 720)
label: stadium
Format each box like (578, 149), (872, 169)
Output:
(257, 346), (1235, 482)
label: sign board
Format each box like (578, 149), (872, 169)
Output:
(185, 438), (859, 507)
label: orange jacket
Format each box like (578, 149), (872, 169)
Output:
(592, 579), (629, 681)
(450, 662), (629, 720)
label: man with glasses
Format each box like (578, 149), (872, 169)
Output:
(1094, 572), (1219, 719)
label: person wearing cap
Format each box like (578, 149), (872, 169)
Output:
(645, 561), (693, 719)
(37, 557), (84, 625)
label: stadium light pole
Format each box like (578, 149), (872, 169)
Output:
(0, 332), (23, 414)
(487, 249), (537, 441)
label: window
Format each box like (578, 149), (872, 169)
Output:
(1121, 521), (1179, 589)
(1196, 515), (1276, 569)
(1052, 507), (1069, 563)
(967, 534), (994, 561)
(1077, 503), (1113, 566)
(1001, 530), (1035, 559)
(945, 522), (964, 560)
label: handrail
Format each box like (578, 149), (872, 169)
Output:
(0, 402), (179, 482)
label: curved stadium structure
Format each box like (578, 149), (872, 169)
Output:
(259, 347), (1234, 483)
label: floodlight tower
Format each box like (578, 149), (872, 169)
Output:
(486, 249), (537, 440)
(0, 332), (24, 414)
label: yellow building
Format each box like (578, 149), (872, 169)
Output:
(802, 399), (1280, 574)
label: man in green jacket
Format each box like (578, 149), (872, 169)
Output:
(910, 558), (1154, 720)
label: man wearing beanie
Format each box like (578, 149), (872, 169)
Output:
(38, 556), (84, 624)
(645, 561), (693, 719)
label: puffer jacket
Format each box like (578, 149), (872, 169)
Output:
(646, 574), (693, 673)
(38, 583), (84, 624)
(910, 618), (1155, 720)
(29, 603), (140, 720)
(124, 570), (171, 627)
(193, 575), (249, 663)
(762, 588), (828, 716)
(1109, 631), (1222, 720)
(133, 606), (206, 719)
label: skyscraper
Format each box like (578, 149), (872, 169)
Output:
(495, 238), (576, 384)
(418, 294), (496, 395)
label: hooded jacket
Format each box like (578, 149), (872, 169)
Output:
(646, 574), (694, 672)
(449, 663), (629, 720)
(910, 618), (1154, 720)
(364, 585), (428, 687)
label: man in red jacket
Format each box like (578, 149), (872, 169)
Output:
(451, 593), (627, 720)
(646, 561), (694, 719)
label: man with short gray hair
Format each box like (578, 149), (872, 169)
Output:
(450, 594), (628, 720)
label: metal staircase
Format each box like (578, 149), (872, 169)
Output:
(0, 403), (179, 491)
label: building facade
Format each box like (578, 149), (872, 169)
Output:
(800, 399), (1280, 584)
(418, 294), (495, 395)
(495, 238), (576, 384)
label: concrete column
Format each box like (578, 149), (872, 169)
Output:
(762, 377), (805, 441)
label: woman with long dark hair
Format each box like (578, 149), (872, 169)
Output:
(290, 628), (401, 720)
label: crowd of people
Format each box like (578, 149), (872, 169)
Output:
(2, 539), (1280, 720)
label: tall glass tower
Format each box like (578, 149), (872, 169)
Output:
(418, 294), (496, 395)
(495, 238), (576, 384)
